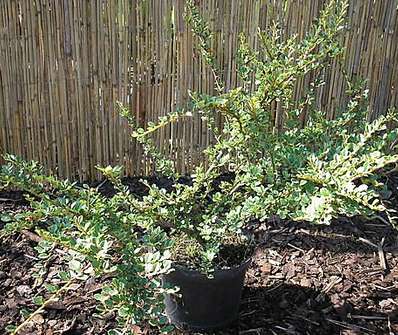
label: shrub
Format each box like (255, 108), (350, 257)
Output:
(128, 0), (398, 228)
(0, 156), (175, 332)
(1, 0), (397, 333)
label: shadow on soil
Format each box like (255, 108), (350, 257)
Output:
(219, 283), (397, 335)
(250, 217), (398, 256)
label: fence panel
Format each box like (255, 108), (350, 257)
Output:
(0, 0), (397, 180)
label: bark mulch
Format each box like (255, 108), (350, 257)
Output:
(0, 180), (397, 335)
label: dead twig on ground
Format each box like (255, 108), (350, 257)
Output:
(326, 318), (376, 334)
(358, 236), (388, 273)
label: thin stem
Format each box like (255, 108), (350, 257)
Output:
(12, 279), (74, 335)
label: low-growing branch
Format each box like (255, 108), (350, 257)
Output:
(12, 279), (75, 335)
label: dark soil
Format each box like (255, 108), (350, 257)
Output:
(1, 176), (398, 334)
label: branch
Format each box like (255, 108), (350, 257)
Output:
(12, 279), (74, 334)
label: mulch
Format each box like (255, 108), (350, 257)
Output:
(0, 177), (397, 335)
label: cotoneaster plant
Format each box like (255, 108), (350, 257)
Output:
(1, 0), (398, 333)
(0, 156), (176, 334)
(126, 0), (398, 229)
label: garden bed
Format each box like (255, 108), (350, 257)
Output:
(1, 176), (397, 335)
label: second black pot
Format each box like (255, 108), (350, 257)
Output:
(162, 258), (251, 331)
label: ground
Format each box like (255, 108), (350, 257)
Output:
(0, 178), (397, 335)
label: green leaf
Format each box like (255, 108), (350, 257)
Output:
(59, 271), (71, 281)
(5, 325), (16, 333)
(117, 305), (130, 318)
(45, 283), (59, 293)
(33, 295), (45, 306)
(94, 293), (105, 302)
(107, 330), (123, 335)
(69, 259), (82, 272)
(160, 324), (174, 333)
(20, 308), (31, 318)
(0, 214), (13, 223)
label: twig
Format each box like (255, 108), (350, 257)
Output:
(326, 318), (375, 334)
(349, 315), (388, 320)
(0, 197), (21, 202)
(361, 269), (384, 276)
(240, 297), (261, 304)
(289, 313), (320, 326)
(24, 254), (39, 261)
(360, 236), (389, 272)
(372, 284), (396, 291)
(265, 282), (284, 293)
(12, 279), (74, 334)
(287, 243), (305, 253)
(371, 215), (390, 226)
(377, 237), (388, 272)
(364, 223), (389, 228)
(273, 325), (296, 334)
(95, 179), (108, 192)
(358, 237), (378, 249)
(323, 276), (342, 294)
(388, 316), (394, 335)
(239, 328), (264, 335)
(239, 310), (257, 318)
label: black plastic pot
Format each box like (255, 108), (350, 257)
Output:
(162, 258), (251, 331)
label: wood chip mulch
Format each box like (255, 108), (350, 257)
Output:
(1, 182), (397, 335)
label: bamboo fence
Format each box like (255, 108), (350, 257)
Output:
(0, 0), (397, 180)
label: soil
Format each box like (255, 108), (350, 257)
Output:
(1, 176), (398, 335)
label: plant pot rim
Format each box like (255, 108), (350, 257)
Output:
(170, 257), (252, 280)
